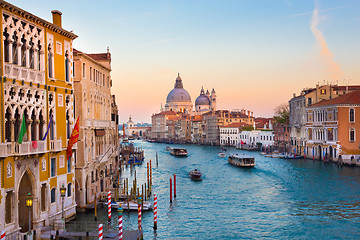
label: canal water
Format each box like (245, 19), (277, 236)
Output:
(73, 141), (360, 239)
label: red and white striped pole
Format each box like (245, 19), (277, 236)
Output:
(153, 194), (158, 230)
(98, 224), (103, 240)
(174, 174), (176, 198)
(1, 231), (6, 240)
(108, 190), (111, 220)
(170, 177), (172, 203)
(118, 206), (123, 240)
(137, 197), (142, 230)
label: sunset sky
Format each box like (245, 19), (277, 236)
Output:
(11, 0), (360, 123)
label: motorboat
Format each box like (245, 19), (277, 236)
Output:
(272, 153), (287, 158)
(122, 138), (129, 143)
(189, 169), (202, 180)
(108, 200), (152, 211)
(228, 154), (255, 167)
(169, 147), (188, 157)
(218, 152), (226, 158)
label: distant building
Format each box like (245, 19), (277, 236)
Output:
(151, 111), (179, 142)
(305, 90), (360, 163)
(220, 122), (250, 146)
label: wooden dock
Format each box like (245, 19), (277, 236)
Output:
(41, 229), (143, 240)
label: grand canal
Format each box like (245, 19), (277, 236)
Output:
(73, 141), (360, 239)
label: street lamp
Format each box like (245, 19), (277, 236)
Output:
(60, 184), (66, 219)
(25, 193), (33, 235)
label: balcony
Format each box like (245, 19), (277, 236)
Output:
(4, 63), (45, 84)
(50, 139), (62, 152)
(0, 141), (47, 156)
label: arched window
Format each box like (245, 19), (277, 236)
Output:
(49, 109), (55, 140)
(12, 33), (18, 65)
(37, 41), (42, 71)
(3, 30), (10, 62)
(48, 44), (53, 78)
(349, 109), (355, 123)
(349, 128), (355, 142)
(21, 36), (26, 67)
(29, 40), (35, 69)
(51, 188), (56, 203)
(5, 107), (11, 142)
(67, 183), (72, 197)
(65, 51), (70, 82)
(31, 110), (36, 141)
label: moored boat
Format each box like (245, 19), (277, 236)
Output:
(169, 147), (188, 157)
(228, 154), (255, 167)
(189, 169), (202, 180)
(108, 200), (152, 211)
(218, 152), (226, 158)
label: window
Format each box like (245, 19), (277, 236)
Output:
(349, 128), (355, 142)
(67, 156), (71, 173)
(65, 51), (70, 82)
(83, 63), (86, 78)
(307, 98), (312, 105)
(48, 44), (53, 78)
(67, 183), (72, 197)
(51, 188), (56, 203)
(41, 184), (46, 211)
(4, 35), (10, 62)
(349, 109), (355, 123)
(51, 157), (56, 177)
(5, 191), (13, 223)
(90, 67), (92, 80)
(320, 89), (326, 95)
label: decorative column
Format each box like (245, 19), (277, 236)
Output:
(34, 119), (40, 141)
(16, 42), (22, 66)
(10, 118), (15, 142)
(33, 48), (38, 71)
(26, 119), (33, 142)
(8, 39), (13, 63)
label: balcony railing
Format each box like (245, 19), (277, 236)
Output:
(50, 139), (62, 152)
(4, 63), (45, 84)
(0, 141), (47, 157)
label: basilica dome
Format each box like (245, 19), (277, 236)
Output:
(195, 87), (210, 106)
(166, 88), (192, 103)
(195, 94), (210, 106)
(166, 74), (192, 103)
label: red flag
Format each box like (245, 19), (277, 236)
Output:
(67, 117), (80, 159)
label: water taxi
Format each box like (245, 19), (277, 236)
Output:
(189, 169), (202, 180)
(228, 154), (255, 167)
(218, 152), (226, 158)
(169, 147), (188, 157)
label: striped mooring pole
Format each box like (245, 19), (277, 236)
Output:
(153, 194), (158, 230)
(174, 174), (176, 198)
(98, 224), (103, 240)
(137, 197), (142, 230)
(118, 206), (123, 240)
(1, 231), (5, 240)
(108, 190), (112, 220)
(170, 177), (173, 203)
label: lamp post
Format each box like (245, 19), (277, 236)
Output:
(25, 193), (33, 236)
(60, 184), (66, 219)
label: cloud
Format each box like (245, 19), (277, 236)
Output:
(310, 1), (342, 80)
(285, 4), (352, 18)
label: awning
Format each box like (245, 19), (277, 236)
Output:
(95, 129), (105, 136)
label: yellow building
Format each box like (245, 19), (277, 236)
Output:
(0, 1), (77, 237)
(73, 48), (119, 210)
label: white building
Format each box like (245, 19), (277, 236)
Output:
(220, 122), (249, 146)
(239, 130), (274, 148)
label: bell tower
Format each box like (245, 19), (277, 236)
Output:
(211, 88), (216, 111)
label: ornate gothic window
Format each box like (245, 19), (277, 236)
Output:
(21, 36), (26, 67)
(12, 33), (18, 65)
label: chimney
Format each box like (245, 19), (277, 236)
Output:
(247, 111), (250, 118)
(51, 10), (62, 28)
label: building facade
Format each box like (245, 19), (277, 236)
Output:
(73, 48), (118, 210)
(0, 3), (77, 236)
(305, 90), (360, 163)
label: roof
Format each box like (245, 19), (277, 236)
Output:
(74, 49), (111, 71)
(152, 111), (177, 116)
(0, 1), (77, 40)
(221, 122), (250, 128)
(332, 85), (360, 91)
(87, 53), (110, 61)
(309, 90), (360, 107)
